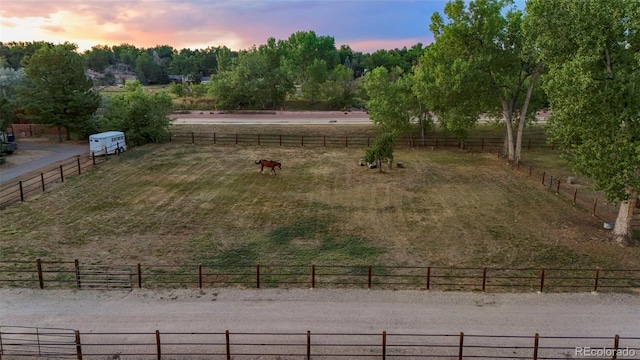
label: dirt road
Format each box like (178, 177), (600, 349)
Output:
(1, 288), (638, 335)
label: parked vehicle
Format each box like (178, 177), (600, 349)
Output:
(89, 131), (127, 156)
(0, 132), (17, 155)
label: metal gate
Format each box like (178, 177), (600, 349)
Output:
(0, 326), (77, 359)
(77, 265), (133, 290)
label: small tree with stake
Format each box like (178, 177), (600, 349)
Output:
(364, 133), (394, 173)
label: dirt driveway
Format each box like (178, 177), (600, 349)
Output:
(0, 138), (88, 186)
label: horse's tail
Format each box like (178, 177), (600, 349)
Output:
(255, 160), (262, 164)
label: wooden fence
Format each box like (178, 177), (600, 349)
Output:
(1, 260), (638, 293)
(0, 147), (125, 209)
(505, 158), (640, 229)
(1, 326), (637, 359)
(167, 131), (557, 151)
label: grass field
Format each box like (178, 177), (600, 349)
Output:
(1, 129), (639, 272)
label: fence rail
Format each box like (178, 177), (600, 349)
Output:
(1, 327), (637, 360)
(505, 158), (639, 228)
(0, 144), (126, 208)
(168, 131), (557, 151)
(1, 260), (638, 293)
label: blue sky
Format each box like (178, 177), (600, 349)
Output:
(0, 0), (523, 53)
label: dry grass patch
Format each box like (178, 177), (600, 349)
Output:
(1, 143), (639, 272)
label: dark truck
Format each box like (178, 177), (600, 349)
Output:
(1, 132), (17, 155)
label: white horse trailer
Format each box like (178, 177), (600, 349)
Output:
(89, 131), (127, 156)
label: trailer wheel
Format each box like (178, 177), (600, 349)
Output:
(119, 147), (124, 153)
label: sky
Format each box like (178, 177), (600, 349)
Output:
(0, 0), (452, 54)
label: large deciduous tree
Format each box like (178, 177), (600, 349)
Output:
(100, 80), (173, 145)
(526, 0), (640, 246)
(0, 59), (26, 130)
(363, 66), (432, 140)
(20, 43), (100, 141)
(415, 0), (543, 161)
(208, 40), (294, 110)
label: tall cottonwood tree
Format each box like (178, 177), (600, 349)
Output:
(526, 0), (640, 246)
(20, 43), (100, 141)
(363, 66), (431, 140)
(415, 0), (543, 161)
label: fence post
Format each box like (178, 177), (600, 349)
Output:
(382, 331), (387, 360)
(613, 335), (619, 360)
(593, 267), (600, 292)
(19, 181), (24, 202)
(307, 331), (311, 360)
(235, 133), (238, 145)
(169, 132), (172, 142)
(60, 165), (64, 183)
(367, 266), (372, 289)
(256, 264), (260, 289)
(41, 173), (45, 192)
(75, 330), (83, 360)
(75, 259), (81, 289)
(301, 136), (304, 147)
(198, 264), (203, 289)
(541, 171), (545, 185)
(214, 132), (216, 144)
(426, 266), (431, 290)
(311, 264), (316, 289)
(539, 268), (545, 292)
(225, 330), (231, 360)
(323, 136), (326, 147)
(77, 158), (81, 175)
(345, 136), (348, 147)
(556, 179), (560, 194)
(37, 258), (44, 289)
(137, 263), (142, 288)
(279, 135), (282, 146)
(573, 188), (577, 204)
(92, 152), (95, 166)
(533, 333), (539, 360)
(192, 132), (195, 144)
(549, 176), (553, 189)
(458, 332), (464, 360)
(482, 267), (487, 292)
(258, 134), (260, 146)
(155, 330), (161, 360)
(592, 198), (598, 216)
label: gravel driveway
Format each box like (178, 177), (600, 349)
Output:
(0, 139), (88, 186)
(2, 288), (638, 335)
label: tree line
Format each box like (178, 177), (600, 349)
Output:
(0, 0), (639, 246)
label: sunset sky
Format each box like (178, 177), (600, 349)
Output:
(0, 0), (460, 53)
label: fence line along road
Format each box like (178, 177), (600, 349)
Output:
(168, 131), (557, 150)
(0, 143), (123, 209)
(1, 326), (637, 360)
(1, 259), (638, 293)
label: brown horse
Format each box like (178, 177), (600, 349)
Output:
(255, 159), (282, 175)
